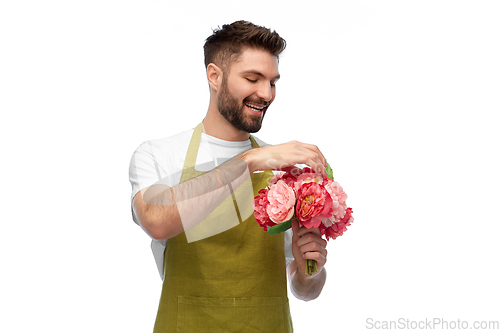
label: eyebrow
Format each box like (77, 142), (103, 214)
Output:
(241, 70), (280, 81)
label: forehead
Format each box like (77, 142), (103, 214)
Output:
(229, 48), (280, 78)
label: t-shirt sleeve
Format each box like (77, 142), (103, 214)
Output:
(284, 228), (294, 267)
(129, 141), (163, 224)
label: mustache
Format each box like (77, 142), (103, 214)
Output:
(243, 98), (269, 107)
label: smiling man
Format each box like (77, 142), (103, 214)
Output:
(203, 24), (281, 139)
(129, 21), (328, 332)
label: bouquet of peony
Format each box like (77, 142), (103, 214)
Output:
(253, 164), (354, 275)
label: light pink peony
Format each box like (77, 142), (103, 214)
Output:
(266, 180), (296, 224)
(322, 178), (347, 222)
(324, 178), (347, 206)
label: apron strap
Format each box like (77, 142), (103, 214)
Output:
(180, 122), (203, 183)
(249, 135), (260, 148)
(180, 121), (260, 183)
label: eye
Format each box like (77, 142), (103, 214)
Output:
(246, 78), (257, 83)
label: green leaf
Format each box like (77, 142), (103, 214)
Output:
(266, 219), (292, 235)
(325, 162), (334, 180)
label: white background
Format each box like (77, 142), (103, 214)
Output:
(1, 1), (499, 332)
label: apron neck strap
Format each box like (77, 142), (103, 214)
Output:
(181, 122), (261, 178)
(182, 122), (203, 173)
(249, 135), (260, 148)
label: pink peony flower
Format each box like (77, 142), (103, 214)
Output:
(323, 204), (345, 226)
(321, 179), (346, 223)
(294, 172), (323, 192)
(266, 180), (296, 224)
(252, 188), (273, 231)
(324, 178), (347, 206)
(323, 207), (354, 240)
(295, 182), (333, 229)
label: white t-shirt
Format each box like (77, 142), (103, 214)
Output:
(129, 128), (294, 279)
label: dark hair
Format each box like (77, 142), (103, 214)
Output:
(204, 20), (286, 71)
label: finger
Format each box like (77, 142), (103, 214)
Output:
(299, 241), (327, 257)
(285, 142), (325, 174)
(297, 226), (322, 238)
(268, 142), (327, 177)
(314, 146), (327, 169)
(296, 232), (327, 249)
(301, 142), (327, 168)
(312, 145), (327, 167)
(303, 156), (327, 177)
(303, 252), (327, 267)
(291, 218), (300, 242)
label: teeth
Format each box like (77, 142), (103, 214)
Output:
(246, 103), (264, 111)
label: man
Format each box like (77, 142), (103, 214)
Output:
(129, 20), (328, 332)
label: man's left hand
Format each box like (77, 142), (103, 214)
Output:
(291, 219), (327, 280)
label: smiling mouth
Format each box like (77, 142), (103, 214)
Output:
(244, 102), (267, 113)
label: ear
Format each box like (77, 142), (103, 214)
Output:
(206, 63), (223, 92)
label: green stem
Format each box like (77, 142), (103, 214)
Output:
(305, 259), (318, 276)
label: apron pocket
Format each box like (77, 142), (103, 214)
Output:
(177, 296), (285, 333)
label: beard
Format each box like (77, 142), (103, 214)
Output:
(217, 78), (267, 133)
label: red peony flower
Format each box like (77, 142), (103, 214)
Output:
(269, 171), (297, 188)
(295, 182), (333, 229)
(269, 172), (285, 185)
(301, 167), (314, 174)
(252, 188), (274, 231)
(281, 172), (298, 188)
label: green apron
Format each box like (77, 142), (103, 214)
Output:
(153, 123), (293, 332)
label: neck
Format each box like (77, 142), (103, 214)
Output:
(203, 100), (250, 142)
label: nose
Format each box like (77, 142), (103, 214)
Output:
(257, 82), (273, 103)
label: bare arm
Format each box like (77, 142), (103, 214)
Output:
(133, 140), (328, 241)
(133, 157), (249, 241)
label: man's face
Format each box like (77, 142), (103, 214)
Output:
(217, 48), (280, 133)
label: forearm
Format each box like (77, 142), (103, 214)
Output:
(287, 260), (327, 301)
(134, 156), (251, 241)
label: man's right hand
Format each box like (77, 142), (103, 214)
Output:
(237, 141), (328, 177)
